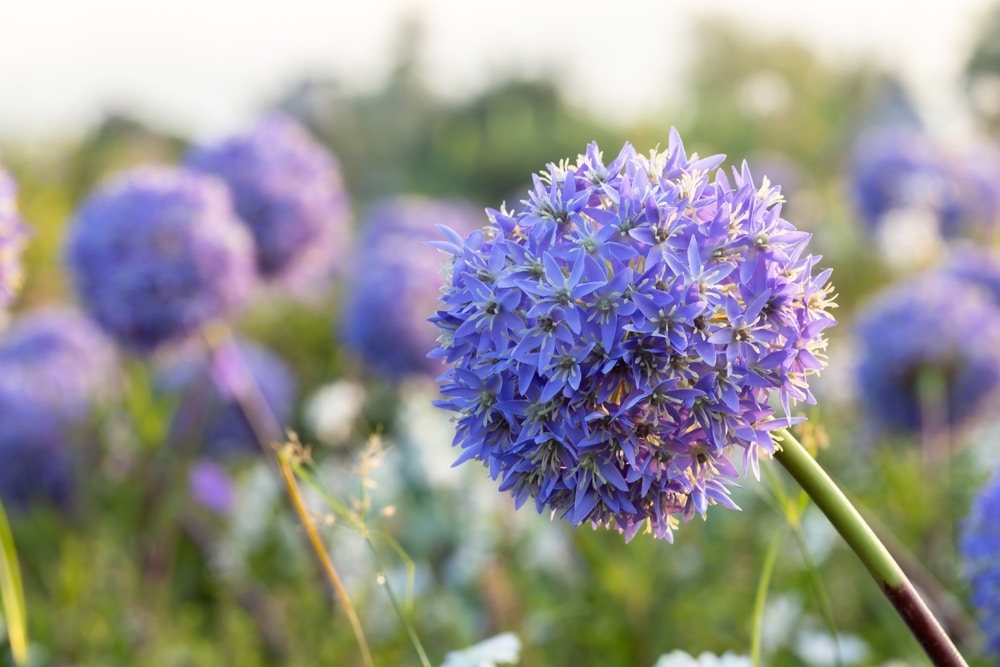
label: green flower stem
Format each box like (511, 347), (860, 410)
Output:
(772, 428), (967, 667)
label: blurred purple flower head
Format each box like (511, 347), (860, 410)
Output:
(0, 387), (73, 513)
(185, 114), (351, 286)
(941, 244), (1000, 305)
(954, 145), (1000, 234)
(340, 196), (482, 380)
(431, 131), (837, 541)
(0, 306), (119, 424)
(0, 164), (29, 309)
(162, 338), (298, 459)
(847, 128), (997, 239)
(960, 464), (1000, 656)
(188, 459), (235, 515)
(854, 272), (1000, 436)
(65, 166), (256, 354)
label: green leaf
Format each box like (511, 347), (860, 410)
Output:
(0, 500), (27, 666)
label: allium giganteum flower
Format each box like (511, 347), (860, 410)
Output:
(0, 387), (73, 512)
(0, 164), (29, 308)
(66, 166), (256, 353)
(186, 114), (351, 284)
(341, 196), (482, 380)
(847, 128), (999, 239)
(0, 307), (119, 424)
(854, 273), (1000, 436)
(960, 465), (1000, 655)
(942, 244), (1000, 306)
(431, 132), (836, 541)
(848, 129), (960, 231)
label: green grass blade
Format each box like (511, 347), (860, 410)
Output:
(0, 500), (27, 666)
(751, 526), (786, 667)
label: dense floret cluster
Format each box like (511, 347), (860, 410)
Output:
(0, 307), (119, 423)
(431, 132), (836, 541)
(186, 114), (351, 284)
(0, 164), (29, 308)
(960, 465), (1000, 656)
(65, 166), (256, 353)
(341, 196), (482, 380)
(854, 272), (1000, 436)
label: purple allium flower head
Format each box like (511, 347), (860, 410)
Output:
(0, 164), (29, 309)
(0, 387), (72, 512)
(960, 464), (1000, 656)
(431, 131), (837, 541)
(849, 128), (1000, 239)
(185, 114), (351, 285)
(162, 338), (297, 459)
(954, 145), (1000, 233)
(942, 244), (1000, 305)
(340, 196), (482, 380)
(0, 306), (119, 424)
(847, 128), (989, 238)
(65, 166), (256, 354)
(854, 272), (1000, 436)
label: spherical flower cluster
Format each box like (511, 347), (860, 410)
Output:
(960, 464), (1000, 656)
(0, 387), (73, 513)
(847, 128), (1000, 239)
(0, 306), (119, 424)
(162, 338), (297, 459)
(957, 146), (1000, 233)
(431, 131), (836, 541)
(341, 196), (482, 380)
(185, 114), (351, 284)
(942, 244), (1000, 306)
(0, 164), (29, 309)
(65, 166), (256, 353)
(848, 129), (962, 232)
(854, 272), (1000, 436)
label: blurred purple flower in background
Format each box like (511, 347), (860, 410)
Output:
(161, 337), (298, 459)
(954, 145), (1000, 234)
(186, 114), (351, 287)
(0, 164), (29, 309)
(942, 244), (1000, 305)
(0, 306), (119, 424)
(847, 128), (1000, 241)
(188, 459), (236, 515)
(340, 196), (482, 381)
(431, 132), (836, 541)
(0, 387), (73, 513)
(848, 129), (963, 234)
(960, 464), (1000, 656)
(854, 272), (1000, 437)
(65, 166), (256, 354)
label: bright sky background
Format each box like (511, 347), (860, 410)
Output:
(0, 0), (997, 140)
